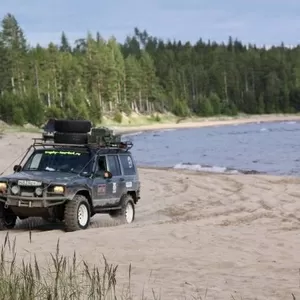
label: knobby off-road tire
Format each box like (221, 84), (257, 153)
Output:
(54, 119), (92, 133)
(109, 194), (135, 224)
(64, 195), (91, 232)
(0, 204), (17, 230)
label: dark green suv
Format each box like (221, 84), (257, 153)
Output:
(0, 119), (141, 232)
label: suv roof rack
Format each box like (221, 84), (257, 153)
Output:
(38, 119), (133, 152)
(32, 138), (133, 152)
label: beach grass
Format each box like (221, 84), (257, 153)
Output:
(91, 112), (300, 130)
(0, 232), (131, 300)
(0, 231), (213, 300)
(0, 228), (298, 300)
(100, 112), (178, 127)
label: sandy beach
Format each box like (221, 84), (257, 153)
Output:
(0, 115), (300, 299)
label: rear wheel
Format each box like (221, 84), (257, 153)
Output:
(109, 195), (135, 224)
(64, 195), (91, 232)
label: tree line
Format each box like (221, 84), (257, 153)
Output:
(0, 13), (300, 126)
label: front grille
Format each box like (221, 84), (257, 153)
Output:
(20, 186), (36, 193)
(6, 181), (64, 198)
(8, 181), (45, 198)
(20, 186), (40, 197)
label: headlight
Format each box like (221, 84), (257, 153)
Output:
(11, 185), (20, 195)
(0, 182), (7, 191)
(35, 187), (43, 196)
(53, 186), (64, 193)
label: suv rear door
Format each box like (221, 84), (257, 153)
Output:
(118, 153), (138, 192)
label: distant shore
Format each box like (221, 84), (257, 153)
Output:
(112, 113), (300, 134)
(1, 113), (300, 136)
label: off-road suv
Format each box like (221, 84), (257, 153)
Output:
(0, 119), (141, 232)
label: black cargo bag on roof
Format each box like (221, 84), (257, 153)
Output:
(88, 127), (121, 144)
(54, 119), (92, 133)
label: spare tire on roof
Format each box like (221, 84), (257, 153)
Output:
(54, 132), (88, 144)
(54, 119), (92, 133)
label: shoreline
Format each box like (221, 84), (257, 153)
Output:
(114, 113), (300, 178)
(1, 113), (299, 178)
(1, 113), (300, 135)
(138, 164), (266, 176)
(113, 113), (300, 134)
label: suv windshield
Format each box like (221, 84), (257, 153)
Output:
(22, 149), (92, 175)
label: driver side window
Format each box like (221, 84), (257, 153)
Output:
(96, 156), (107, 176)
(107, 155), (121, 176)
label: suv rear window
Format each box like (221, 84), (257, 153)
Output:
(119, 154), (136, 175)
(107, 155), (122, 176)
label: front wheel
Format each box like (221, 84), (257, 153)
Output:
(64, 195), (91, 232)
(109, 195), (135, 224)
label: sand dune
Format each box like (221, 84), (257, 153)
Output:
(0, 132), (300, 299)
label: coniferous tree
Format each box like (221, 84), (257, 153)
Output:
(0, 13), (299, 126)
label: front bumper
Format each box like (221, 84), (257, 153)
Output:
(0, 195), (68, 208)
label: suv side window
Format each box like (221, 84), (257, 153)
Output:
(119, 154), (136, 176)
(96, 155), (107, 173)
(107, 155), (121, 176)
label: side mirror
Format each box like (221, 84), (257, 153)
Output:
(13, 165), (22, 172)
(103, 171), (112, 179)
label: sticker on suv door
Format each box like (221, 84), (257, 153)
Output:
(97, 184), (106, 195)
(126, 181), (132, 188)
(112, 182), (117, 193)
(127, 156), (133, 168)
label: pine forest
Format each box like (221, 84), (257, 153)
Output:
(1, 13), (300, 126)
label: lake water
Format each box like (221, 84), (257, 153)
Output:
(123, 121), (300, 176)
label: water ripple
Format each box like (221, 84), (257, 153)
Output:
(125, 121), (300, 176)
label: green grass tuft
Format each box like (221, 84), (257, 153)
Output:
(0, 232), (128, 300)
(0, 230), (297, 300)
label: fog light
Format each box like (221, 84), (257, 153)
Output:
(11, 185), (20, 195)
(53, 186), (64, 193)
(35, 187), (43, 196)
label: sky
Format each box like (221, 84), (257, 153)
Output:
(0, 0), (299, 47)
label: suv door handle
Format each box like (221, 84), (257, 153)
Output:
(119, 178), (125, 182)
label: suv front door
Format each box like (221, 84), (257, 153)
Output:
(92, 155), (112, 207)
(106, 154), (123, 205)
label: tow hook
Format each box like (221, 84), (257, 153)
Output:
(4, 203), (8, 209)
